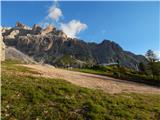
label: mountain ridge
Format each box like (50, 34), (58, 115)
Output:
(2, 22), (147, 69)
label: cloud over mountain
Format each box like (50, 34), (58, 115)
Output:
(40, 0), (87, 38)
(47, 3), (62, 21)
(154, 51), (160, 60)
(60, 20), (87, 38)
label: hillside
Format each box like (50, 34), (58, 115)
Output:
(1, 60), (160, 120)
(2, 22), (147, 70)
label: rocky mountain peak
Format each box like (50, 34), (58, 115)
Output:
(32, 24), (42, 34)
(41, 24), (55, 35)
(2, 22), (147, 69)
(100, 39), (123, 51)
(101, 40), (118, 45)
(56, 30), (68, 41)
(16, 21), (31, 30)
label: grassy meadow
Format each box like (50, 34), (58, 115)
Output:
(1, 60), (160, 120)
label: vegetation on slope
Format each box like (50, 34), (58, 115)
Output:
(73, 63), (160, 87)
(1, 60), (160, 120)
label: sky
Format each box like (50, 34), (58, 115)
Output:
(1, 1), (160, 57)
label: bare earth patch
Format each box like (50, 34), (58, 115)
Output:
(22, 64), (160, 94)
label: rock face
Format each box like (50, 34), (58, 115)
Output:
(16, 21), (31, 30)
(2, 22), (147, 69)
(41, 25), (55, 35)
(5, 46), (36, 64)
(1, 35), (5, 61)
(32, 24), (42, 34)
(6, 30), (19, 39)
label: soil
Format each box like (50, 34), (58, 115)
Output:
(22, 64), (160, 94)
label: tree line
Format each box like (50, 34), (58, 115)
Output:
(139, 49), (160, 77)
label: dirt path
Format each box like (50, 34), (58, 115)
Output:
(23, 64), (160, 94)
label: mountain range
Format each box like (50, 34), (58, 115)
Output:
(1, 22), (147, 70)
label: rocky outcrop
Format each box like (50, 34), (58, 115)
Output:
(1, 27), (11, 34)
(5, 30), (19, 39)
(5, 46), (36, 64)
(56, 30), (68, 41)
(32, 24), (42, 34)
(16, 21), (31, 30)
(41, 25), (55, 35)
(2, 22), (147, 69)
(1, 35), (5, 61)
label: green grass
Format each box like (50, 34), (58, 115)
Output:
(71, 65), (160, 87)
(1, 60), (160, 120)
(72, 68), (109, 76)
(1, 59), (40, 74)
(54, 55), (77, 67)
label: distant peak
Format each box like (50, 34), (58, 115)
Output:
(101, 39), (120, 45)
(101, 39), (116, 45)
(32, 24), (41, 29)
(40, 24), (55, 35)
(100, 39), (123, 51)
(102, 39), (112, 43)
(32, 24), (42, 34)
(15, 21), (31, 30)
(16, 21), (25, 27)
(45, 24), (55, 30)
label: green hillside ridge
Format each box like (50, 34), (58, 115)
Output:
(1, 60), (160, 120)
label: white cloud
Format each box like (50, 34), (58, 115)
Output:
(154, 51), (160, 60)
(48, 6), (62, 21)
(60, 20), (87, 38)
(39, 1), (88, 38)
(39, 21), (50, 28)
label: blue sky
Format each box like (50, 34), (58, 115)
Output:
(1, 1), (160, 56)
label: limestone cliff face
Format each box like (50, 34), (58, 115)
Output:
(0, 34), (5, 61)
(2, 22), (147, 69)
